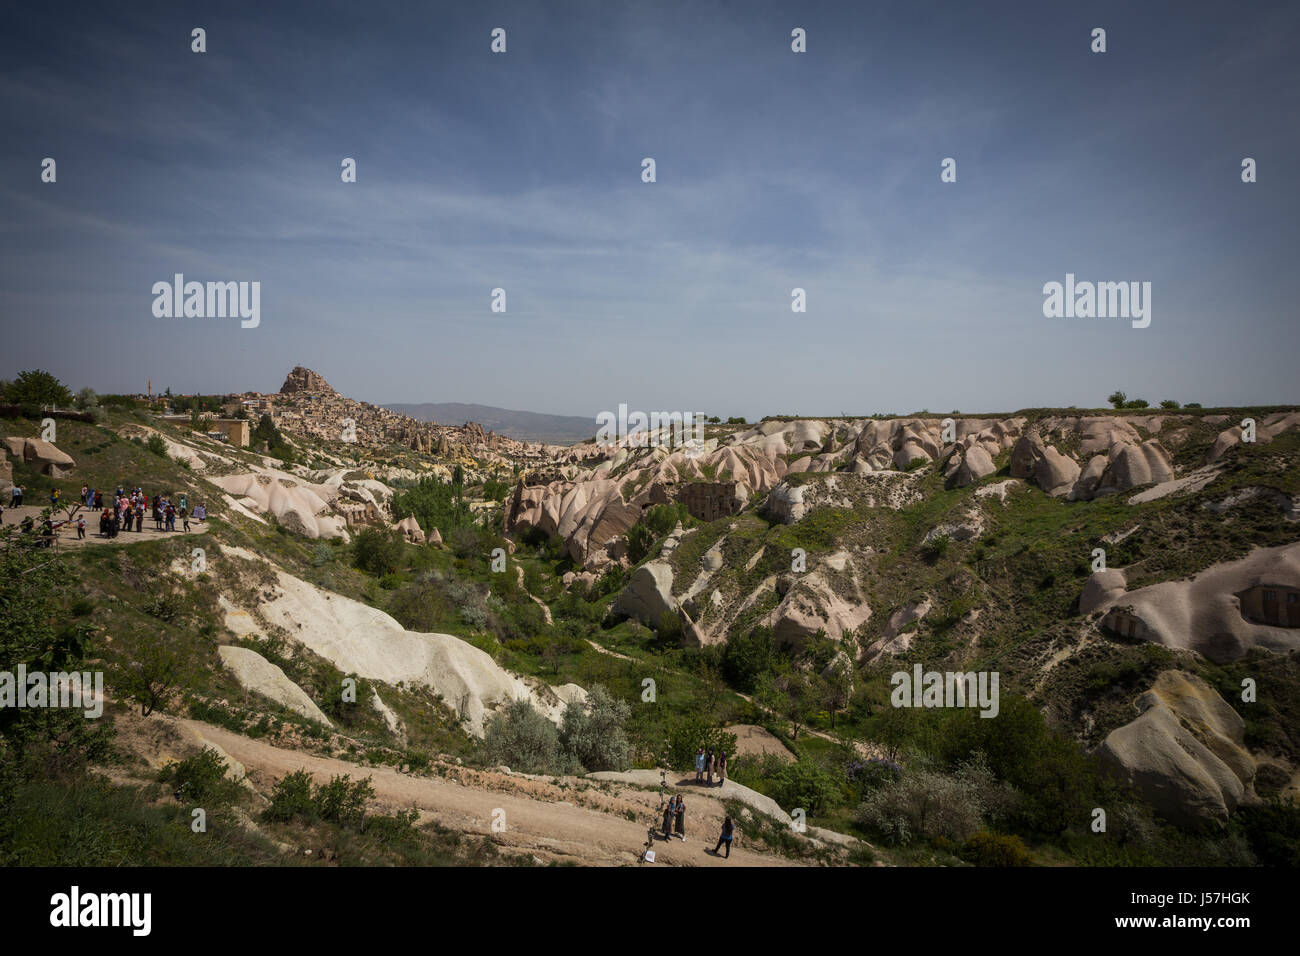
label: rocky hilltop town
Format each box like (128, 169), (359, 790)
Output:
(232, 366), (562, 467)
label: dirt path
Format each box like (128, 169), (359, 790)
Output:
(586, 639), (638, 662)
(0, 503), (210, 549)
(180, 719), (804, 867)
(583, 638), (886, 758)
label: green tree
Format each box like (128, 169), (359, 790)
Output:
(114, 635), (196, 717)
(756, 663), (815, 741)
(1106, 390), (1127, 409)
(0, 514), (111, 857)
(626, 524), (655, 564)
(391, 477), (475, 536)
(721, 626), (773, 693)
(4, 369), (73, 408)
(353, 527), (405, 576)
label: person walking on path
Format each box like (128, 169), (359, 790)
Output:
(76, 516), (85, 539)
(695, 747), (706, 783)
(673, 795), (686, 842)
(713, 817), (735, 858)
(181, 507), (190, 532)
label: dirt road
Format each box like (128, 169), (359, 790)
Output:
(181, 719), (804, 867)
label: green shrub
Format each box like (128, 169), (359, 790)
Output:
(313, 774), (375, 828)
(855, 754), (1016, 846)
(921, 534), (949, 561)
(559, 684), (631, 772)
(959, 831), (1033, 867)
(145, 434), (168, 457)
(482, 699), (566, 774)
(158, 748), (240, 807)
(263, 770), (315, 823)
(353, 528), (405, 576)
(391, 477), (475, 535)
(656, 609), (683, 643)
(262, 770), (375, 830)
(626, 524), (655, 564)
(767, 760), (842, 815)
(644, 503), (690, 536)
(721, 626), (773, 693)
(664, 714), (737, 771)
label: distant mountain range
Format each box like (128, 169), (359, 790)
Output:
(383, 402), (594, 445)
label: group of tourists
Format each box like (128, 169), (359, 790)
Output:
(643, 746), (737, 862)
(653, 793), (736, 859)
(3, 479), (208, 545)
(90, 485), (202, 539)
(694, 746), (728, 787)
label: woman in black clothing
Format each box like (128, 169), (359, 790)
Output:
(714, 816), (735, 858)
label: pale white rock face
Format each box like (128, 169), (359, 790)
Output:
(215, 547), (582, 736)
(4, 436), (76, 475)
(946, 444), (996, 487)
(1098, 671), (1255, 828)
(1097, 441), (1174, 496)
(1010, 431), (1080, 496)
(1070, 455), (1109, 501)
(370, 688), (405, 743)
(923, 507), (984, 544)
(392, 515), (425, 543)
(212, 465), (350, 539)
(1207, 411), (1300, 463)
(763, 570), (870, 647)
(611, 561), (677, 625)
(861, 596), (933, 662)
(1088, 541), (1300, 663)
(217, 645), (333, 726)
(764, 483), (807, 524)
(974, 479), (1021, 503)
(1079, 569), (1128, 615)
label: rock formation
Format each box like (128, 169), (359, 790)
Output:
(1097, 670), (1256, 828)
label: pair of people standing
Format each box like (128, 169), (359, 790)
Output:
(660, 794), (686, 842)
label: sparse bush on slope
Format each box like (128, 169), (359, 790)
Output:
(559, 684), (631, 772)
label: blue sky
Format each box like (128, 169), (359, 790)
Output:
(2, 0), (1297, 419)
